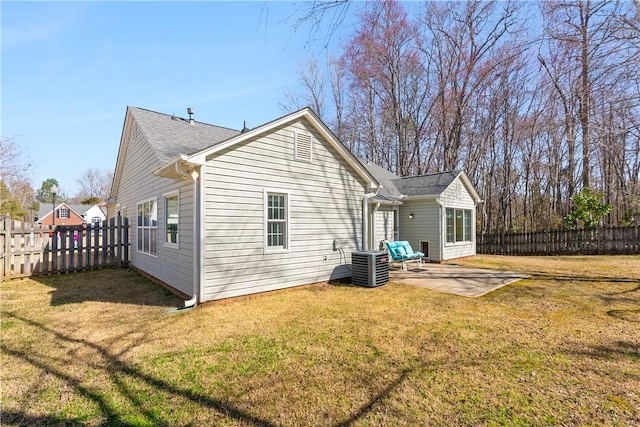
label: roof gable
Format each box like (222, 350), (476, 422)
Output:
(397, 171), (481, 202)
(155, 107), (378, 190)
(110, 107), (241, 197)
(358, 161), (481, 203)
(394, 171), (461, 197)
(37, 202), (88, 223)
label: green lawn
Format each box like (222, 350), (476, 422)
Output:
(2, 256), (639, 426)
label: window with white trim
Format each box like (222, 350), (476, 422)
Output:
(58, 208), (69, 219)
(137, 198), (158, 256)
(165, 192), (179, 247)
(294, 131), (312, 162)
(446, 208), (472, 243)
(265, 191), (289, 252)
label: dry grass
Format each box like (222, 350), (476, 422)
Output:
(1, 257), (639, 426)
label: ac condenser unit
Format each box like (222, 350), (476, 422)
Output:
(351, 250), (389, 287)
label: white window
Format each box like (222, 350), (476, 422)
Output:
(137, 198), (158, 256)
(58, 208), (69, 219)
(294, 131), (312, 162)
(446, 208), (472, 243)
(165, 192), (179, 247)
(264, 190), (289, 252)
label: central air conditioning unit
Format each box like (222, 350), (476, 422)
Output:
(351, 250), (389, 287)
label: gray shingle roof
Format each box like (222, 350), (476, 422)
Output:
(359, 159), (462, 199)
(394, 170), (462, 197)
(358, 159), (403, 201)
(129, 107), (241, 163)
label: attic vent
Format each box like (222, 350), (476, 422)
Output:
(294, 131), (312, 163)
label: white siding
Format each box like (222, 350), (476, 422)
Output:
(201, 118), (367, 301)
(440, 177), (476, 260)
(398, 200), (441, 261)
(112, 120), (195, 296)
(372, 206), (394, 249)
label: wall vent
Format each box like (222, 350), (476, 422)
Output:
(294, 131), (313, 162)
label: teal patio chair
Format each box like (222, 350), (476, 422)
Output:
(384, 240), (424, 271)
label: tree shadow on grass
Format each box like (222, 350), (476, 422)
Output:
(0, 410), (88, 427)
(3, 311), (423, 427)
(562, 340), (640, 364)
(524, 272), (639, 284)
(2, 312), (277, 427)
(331, 366), (417, 427)
(33, 267), (186, 308)
(607, 309), (640, 323)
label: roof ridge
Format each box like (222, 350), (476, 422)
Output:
(399, 170), (461, 180)
(128, 106), (240, 133)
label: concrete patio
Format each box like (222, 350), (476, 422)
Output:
(389, 263), (529, 297)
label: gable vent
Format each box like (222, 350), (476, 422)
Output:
(294, 131), (313, 163)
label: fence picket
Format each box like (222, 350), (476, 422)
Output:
(0, 213), (129, 281)
(478, 225), (640, 256)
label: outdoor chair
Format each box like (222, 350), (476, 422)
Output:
(384, 240), (424, 271)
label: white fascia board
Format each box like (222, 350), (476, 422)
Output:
(153, 154), (204, 179)
(458, 172), (482, 203)
(185, 108), (379, 191)
(110, 108), (134, 199)
(186, 110), (310, 165)
(368, 199), (403, 206)
(401, 194), (440, 201)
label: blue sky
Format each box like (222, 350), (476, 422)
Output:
(1, 1), (361, 197)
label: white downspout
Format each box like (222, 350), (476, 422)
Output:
(436, 196), (444, 262)
(175, 162), (200, 308)
(371, 202), (380, 250)
(362, 191), (377, 250)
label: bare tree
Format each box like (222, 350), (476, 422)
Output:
(75, 168), (113, 202)
(0, 137), (32, 186)
(287, 0), (639, 232)
(280, 56), (327, 118)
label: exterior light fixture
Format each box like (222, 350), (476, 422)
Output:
(409, 213), (414, 219)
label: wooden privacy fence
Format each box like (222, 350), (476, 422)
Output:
(1, 213), (129, 281)
(477, 225), (640, 256)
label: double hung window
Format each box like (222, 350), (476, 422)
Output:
(137, 198), (158, 256)
(446, 208), (472, 243)
(265, 191), (289, 252)
(165, 193), (179, 247)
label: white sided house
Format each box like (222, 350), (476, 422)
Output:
(360, 160), (482, 262)
(108, 107), (379, 305)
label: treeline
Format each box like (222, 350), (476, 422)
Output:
(287, 0), (640, 233)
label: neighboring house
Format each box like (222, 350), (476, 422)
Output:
(360, 160), (482, 262)
(108, 106), (379, 305)
(36, 203), (107, 226)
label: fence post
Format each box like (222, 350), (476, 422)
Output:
(3, 214), (11, 281)
(116, 212), (122, 268)
(109, 218), (116, 265)
(123, 217), (129, 265)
